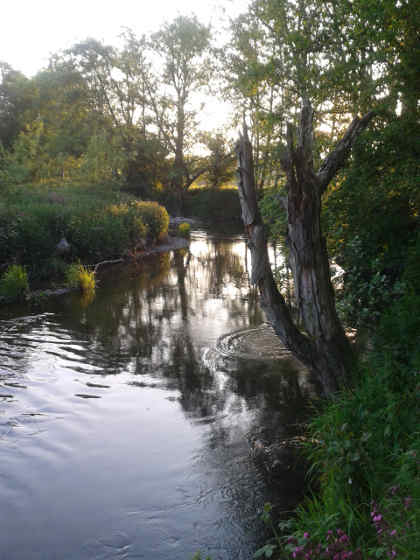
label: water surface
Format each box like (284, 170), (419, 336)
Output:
(0, 228), (314, 560)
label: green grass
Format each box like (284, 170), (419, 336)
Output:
(0, 182), (169, 284)
(66, 262), (96, 293)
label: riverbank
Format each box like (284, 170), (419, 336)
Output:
(0, 181), (180, 301)
(0, 234), (189, 305)
(256, 289), (420, 559)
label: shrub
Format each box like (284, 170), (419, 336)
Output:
(36, 257), (68, 281)
(66, 263), (95, 294)
(178, 222), (191, 237)
(131, 216), (148, 244)
(106, 203), (148, 246)
(67, 211), (130, 260)
(130, 201), (169, 243)
(0, 185), (170, 281)
(0, 203), (67, 270)
(0, 264), (29, 300)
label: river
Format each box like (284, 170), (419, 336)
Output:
(0, 227), (315, 560)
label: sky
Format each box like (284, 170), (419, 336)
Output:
(1, 1), (250, 132)
(1, 0), (250, 77)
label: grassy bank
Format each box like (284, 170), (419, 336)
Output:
(256, 287), (419, 559)
(0, 182), (169, 291)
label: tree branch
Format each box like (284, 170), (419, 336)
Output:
(317, 111), (375, 193)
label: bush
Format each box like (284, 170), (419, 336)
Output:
(130, 200), (169, 243)
(0, 184), (171, 284)
(107, 202), (148, 244)
(322, 116), (419, 328)
(0, 203), (68, 269)
(0, 264), (29, 300)
(178, 222), (191, 237)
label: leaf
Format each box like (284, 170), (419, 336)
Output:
(254, 544), (277, 558)
(278, 519), (293, 531)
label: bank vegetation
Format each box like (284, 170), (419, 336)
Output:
(0, 0), (418, 557)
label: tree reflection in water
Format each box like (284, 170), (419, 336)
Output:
(0, 230), (316, 559)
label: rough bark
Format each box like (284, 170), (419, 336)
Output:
(236, 102), (374, 394)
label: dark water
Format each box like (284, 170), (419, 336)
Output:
(0, 228), (315, 560)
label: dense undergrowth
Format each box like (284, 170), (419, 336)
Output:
(0, 181), (169, 290)
(252, 287), (419, 559)
(287, 290), (419, 558)
(183, 185), (241, 223)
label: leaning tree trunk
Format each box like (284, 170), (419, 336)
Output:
(236, 101), (374, 394)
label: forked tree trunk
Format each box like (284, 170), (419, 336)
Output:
(236, 100), (374, 394)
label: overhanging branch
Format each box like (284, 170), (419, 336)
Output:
(317, 111), (375, 193)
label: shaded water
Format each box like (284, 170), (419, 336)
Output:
(0, 228), (315, 560)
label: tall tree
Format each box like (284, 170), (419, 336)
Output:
(199, 131), (235, 189)
(1, 61), (95, 183)
(0, 63), (35, 150)
(151, 15), (212, 212)
(236, 101), (374, 394)
(65, 35), (167, 192)
(222, 12), (287, 191)
(226, 0), (413, 189)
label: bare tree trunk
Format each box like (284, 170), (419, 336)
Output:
(236, 101), (374, 394)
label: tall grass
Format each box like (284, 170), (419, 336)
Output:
(0, 264), (29, 301)
(0, 182), (169, 284)
(66, 262), (96, 294)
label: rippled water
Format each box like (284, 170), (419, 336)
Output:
(0, 228), (315, 560)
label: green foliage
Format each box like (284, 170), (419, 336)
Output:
(283, 289), (420, 557)
(184, 186), (241, 222)
(259, 186), (287, 243)
(199, 132), (235, 189)
(177, 222), (191, 237)
(151, 15), (212, 201)
(324, 116), (419, 327)
(66, 262), (95, 293)
(129, 201), (169, 243)
(107, 203), (148, 244)
(79, 132), (125, 184)
(0, 119), (45, 184)
(0, 183), (169, 281)
(0, 62), (35, 150)
(0, 264), (29, 300)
